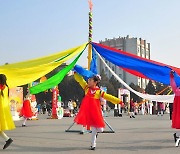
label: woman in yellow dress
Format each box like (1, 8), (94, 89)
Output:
(0, 74), (15, 149)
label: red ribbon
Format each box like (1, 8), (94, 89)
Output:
(0, 84), (5, 90)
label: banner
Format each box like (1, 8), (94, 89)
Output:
(9, 87), (23, 121)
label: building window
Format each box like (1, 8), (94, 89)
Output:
(137, 47), (140, 53)
(141, 48), (145, 58)
(141, 48), (144, 55)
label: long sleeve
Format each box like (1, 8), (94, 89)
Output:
(170, 74), (177, 93)
(74, 73), (87, 90)
(101, 92), (121, 104)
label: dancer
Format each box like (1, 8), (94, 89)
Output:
(74, 72), (122, 150)
(0, 74), (15, 149)
(170, 70), (180, 147)
(20, 94), (33, 127)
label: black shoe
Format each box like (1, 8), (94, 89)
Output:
(22, 124), (26, 127)
(174, 133), (178, 143)
(132, 116), (135, 118)
(130, 116), (132, 118)
(118, 114), (122, 117)
(89, 146), (96, 150)
(3, 138), (13, 150)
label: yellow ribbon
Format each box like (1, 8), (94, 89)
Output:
(0, 43), (87, 88)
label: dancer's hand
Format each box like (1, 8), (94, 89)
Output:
(170, 70), (175, 77)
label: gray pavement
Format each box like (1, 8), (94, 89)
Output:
(0, 112), (179, 154)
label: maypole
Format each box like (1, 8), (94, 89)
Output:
(66, 1), (115, 133)
(86, 0), (93, 132)
(88, 0), (93, 69)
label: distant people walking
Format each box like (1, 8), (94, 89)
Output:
(46, 102), (52, 116)
(68, 99), (74, 116)
(134, 101), (138, 115)
(157, 102), (164, 116)
(129, 98), (135, 118)
(42, 101), (47, 114)
(0, 74), (15, 149)
(72, 100), (77, 115)
(169, 103), (173, 120)
(148, 101), (153, 115)
(141, 103), (145, 115)
(37, 104), (41, 114)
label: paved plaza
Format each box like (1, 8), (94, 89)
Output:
(0, 112), (179, 154)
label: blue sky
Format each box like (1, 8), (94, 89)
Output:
(0, 0), (180, 68)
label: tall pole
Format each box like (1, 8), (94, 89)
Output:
(88, 0), (93, 69)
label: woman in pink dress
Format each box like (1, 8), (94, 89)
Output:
(170, 70), (180, 146)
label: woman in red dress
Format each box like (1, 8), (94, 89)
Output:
(170, 70), (180, 146)
(74, 73), (122, 150)
(20, 95), (33, 127)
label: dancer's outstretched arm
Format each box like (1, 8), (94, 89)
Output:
(74, 73), (87, 90)
(100, 91), (122, 105)
(170, 71), (177, 93)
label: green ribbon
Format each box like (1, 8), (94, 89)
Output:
(30, 51), (84, 94)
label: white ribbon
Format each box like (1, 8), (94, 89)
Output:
(96, 50), (174, 103)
